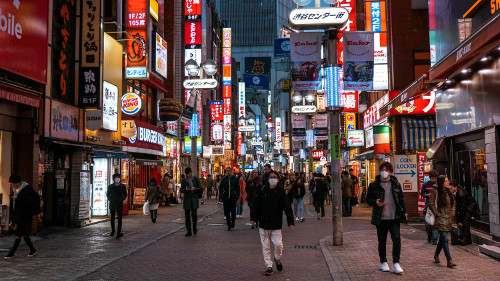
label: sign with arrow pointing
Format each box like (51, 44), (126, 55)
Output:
(394, 155), (418, 192)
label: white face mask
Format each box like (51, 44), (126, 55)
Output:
(269, 178), (278, 187)
(380, 171), (390, 179)
(114, 178), (121, 184)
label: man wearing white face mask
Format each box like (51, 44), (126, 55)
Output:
(251, 170), (294, 276)
(107, 173), (127, 239)
(367, 162), (408, 275)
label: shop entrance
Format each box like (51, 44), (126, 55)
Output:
(455, 149), (490, 233)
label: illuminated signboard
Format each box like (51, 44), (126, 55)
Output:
(121, 92), (143, 115)
(347, 130), (365, 147)
(102, 81), (118, 131)
(325, 66), (343, 107)
(154, 33), (167, 78)
(126, 29), (147, 79)
(127, 0), (147, 28)
(185, 22), (202, 45)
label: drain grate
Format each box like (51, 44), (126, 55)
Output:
(294, 245), (317, 249)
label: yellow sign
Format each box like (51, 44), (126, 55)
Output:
(150, 0), (159, 22)
(345, 113), (356, 135)
(283, 79), (291, 90)
(349, 148), (358, 161)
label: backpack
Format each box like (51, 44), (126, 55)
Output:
(30, 186), (41, 215)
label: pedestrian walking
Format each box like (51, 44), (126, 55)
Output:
(349, 168), (358, 212)
(180, 167), (202, 237)
(290, 177), (305, 222)
(146, 178), (162, 223)
(219, 167), (240, 231)
(262, 163), (272, 186)
(236, 174), (247, 218)
(311, 173), (328, 220)
(450, 179), (477, 245)
(162, 174), (173, 206)
(246, 169), (262, 229)
(250, 170), (295, 276)
(421, 170), (439, 244)
(215, 175), (221, 203)
(5, 174), (38, 259)
(341, 171), (354, 217)
(200, 175), (208, 205)
(429, 175), (457, 267)
(207, 174), (214, 199)
(366, 162), (408, 274)
(106, 173), (127, 239)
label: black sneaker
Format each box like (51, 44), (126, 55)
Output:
(432, 240), (438, 245)
(116, 233), (124, 239)
(275, 258), (283, 271)
(4, 253), (14, 259)
(110, 231), (115, 236)
(28, 250), (37, 257)
(265, 267), (273, 276)
(185, 232), (192, 237)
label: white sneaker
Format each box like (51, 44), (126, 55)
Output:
(295, 217), (299, 221)
(380, 262), (389, 272)
(392, 263), (403, 274)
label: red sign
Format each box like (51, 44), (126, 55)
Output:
(389, 91), (436, 115)
(185, 22), (201, 45)
(126, 29), (147, 67)
(0, 0), (49, 84)
(127, 0), (147, 28)
(223, 97), (231, 115)
(312, 150), (326, 159)
(336, 0), (356, 65)
(223, 85), (231, 98)
(342, 91), (358, 112)
(185, 0), (201, 16)
(363, 92), (390, 129)
(237, 131), (242, 156)
(210, 101), (223, 121)
(417, 152), (427, 215)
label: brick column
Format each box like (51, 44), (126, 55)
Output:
(485, 126), (500, 240)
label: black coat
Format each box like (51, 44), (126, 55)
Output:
(12, 185), (36, 225)
(290, 182), (306, 199)
(311, 178), (329, 200)
(250, 182), (294, 230)
(366, 175), (408, 226)
(219, 175), (240, 202)
(107, 183), (127, 211)
(181, 176), (201, 210)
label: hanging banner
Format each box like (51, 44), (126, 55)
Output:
(336, 0), (357, 65)
(180, 89), (196, 123)
(325, 66), (343, 107)
(314, 114), (328, 141)
(211, 123), (224, 142)
(238, 82), (246, 118)
(343, 32), (374, 91)
(274, 38), (290, 58)
(245, 57), (272, 75)
(290, 32), (322, 91)
(342, 91), (358, 112)
(243, 74), (270, 89)
(275, 117), (282, 143)
(292, 115), (306, 141)
(417, 152), (428, 214)
(373, 125), (390, 154)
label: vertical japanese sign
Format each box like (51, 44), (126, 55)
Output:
(366, 1), (388, 91)
(126, 0), (148, 79)
(275, 117), (282, 143)
(417, 152), (427, 214)
(52, 0), (76, 104)
(336, 0), (357, 65)
(290, 32), (322, 91)
(238, 82), (245, 118)
(102, 81), (118, 131)
(185, 0), (202, 75)
(256, 115), (260, 136)
(292, 115), (306, 141)
(185, 0), (202, 20)
(237, 131), (243, 156)
(325, 66), (343, 107)
(314, 114), (328, 141)
(223, 27), (232, 149)
(80, 0), (102, 108)
(211, 101), (223, 144)
(342, 91), (358, 112)
(343, 32), (374, 91)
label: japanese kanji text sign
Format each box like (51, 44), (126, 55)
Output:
(289, 7), (349, 30)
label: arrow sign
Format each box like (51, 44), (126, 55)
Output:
(395, 170), (416, 177)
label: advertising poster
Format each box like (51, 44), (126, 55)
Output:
(290, 32), (322, 91)
(133, 188), (146, 205)
(347, 130), (365, 147)
(314, 114), (328, 141)
(394, 155), (418, 192)
(292, 115), (306, 141)
(343, 31), (374, 91)
(243, 74), (270, 89)
(92, 158), (108, 216)
(155, 33), (168, 78)
(79, 172), (91, 220)
(245, 57), (272, 75)
(274, 38), (290, 58)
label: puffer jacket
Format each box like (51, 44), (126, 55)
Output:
(250, 182), (294, 230)
(428, 187), (456, 231)
(366, 175), (408, 226)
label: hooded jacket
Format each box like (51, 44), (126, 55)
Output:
(219, 175), (240, 202)
(366, 175), (408, 226)
(250, 181), (294, 230)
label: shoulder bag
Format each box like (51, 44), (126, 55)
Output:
(425, 192), (438, 226)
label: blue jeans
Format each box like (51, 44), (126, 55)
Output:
(293, 198), (304, 217)
(236, 203), (243, 216)
(435, 230), (452, 261)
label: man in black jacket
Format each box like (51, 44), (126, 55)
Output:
(219, 167), (240, 231)
(107, 173), (127, 239)
(251, 170), (294, 276)
(366, 162), (407, 275)
(5, 174), (37, 259)
(450, 179), (472, 245)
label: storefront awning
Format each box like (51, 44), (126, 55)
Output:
(93, 151), (128, 158)
(379, 75), (432, 116)
(355, 151), (373, 161)
(402, 118), (436, 150)
(426, 138), (445, 160)
(135, 159), (163, 166)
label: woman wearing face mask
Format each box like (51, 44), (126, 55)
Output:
(429, 175), (457, 268)
(107, 174), (128, 239)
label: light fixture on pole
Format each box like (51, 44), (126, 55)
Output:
(292, 92), (303, 104)
(293, 0), (312, 6)
(201, 59), (217, 76)
(185, 59), (200, 77)
(305, 91), (315, 103)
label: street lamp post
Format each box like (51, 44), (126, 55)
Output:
(184, 59), (218, 175)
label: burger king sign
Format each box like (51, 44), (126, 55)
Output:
(121, 93), (143, 115)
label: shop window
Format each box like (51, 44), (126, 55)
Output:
(141, 93), (147, 118)
(148, 96), (153, 122)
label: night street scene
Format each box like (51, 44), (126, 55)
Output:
(2, 0), (500, 280)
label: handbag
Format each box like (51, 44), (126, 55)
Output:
(156, 186), (163, 199)
(425, 192), (438, 226)
(9, 222), (17, 231)
(143, 201), (150, 215)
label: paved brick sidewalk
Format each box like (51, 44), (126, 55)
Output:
(322, 206), (500, 281)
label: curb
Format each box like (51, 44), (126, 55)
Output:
(319, 235), (351, 281)
(70, 206), (222, 281)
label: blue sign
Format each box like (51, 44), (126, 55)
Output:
(274, 38), (290, 58)
(306, 130), (315, 147)
(370, 1), (381, 32)
(188, 113), (200, 137)
(244, 74), (270, 89)
(223, 80), (231, 86)
(325, 66), (342, 107)
(256, 115), (260, 136)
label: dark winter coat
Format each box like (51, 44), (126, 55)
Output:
(146, 184), (162, 205)
(290, 182), (306, 199)
(11, 185), (36, 225)
(246, 176), (262, 205)
(107, 183), (127, 211)
(219, 175), (240, 202)
(366, 175), (408, 226)
(181, 176), (201, 210)
(311, 178), (329, 200)
(250, 182), (294, 230)
(429, 187), (456, 232)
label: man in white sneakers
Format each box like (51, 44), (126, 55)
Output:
(366, 162), (408, 274)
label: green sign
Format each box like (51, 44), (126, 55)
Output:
(309, 158), (313, 171)
(331, 133), (340, 160)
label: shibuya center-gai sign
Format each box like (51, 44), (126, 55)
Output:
(289, 7), (350, 30)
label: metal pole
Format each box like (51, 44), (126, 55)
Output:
(191, 89), (198, 176)
(327, 29), (343, 246)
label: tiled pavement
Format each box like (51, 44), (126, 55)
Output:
(1, 198), (499, 281)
